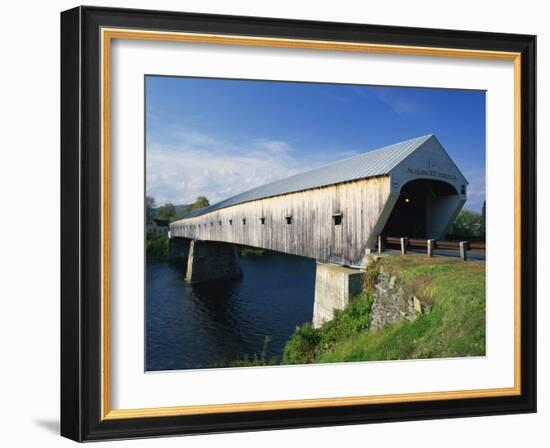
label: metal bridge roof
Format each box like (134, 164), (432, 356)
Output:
(180, 134), (434, 219)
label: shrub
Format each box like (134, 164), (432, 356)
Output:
(282, 323), (321, 364)
(146, 233), (168, 259)
(363, 258), (381, 289)
(283, 291), (374, 365)
(231, 336), (278, 367)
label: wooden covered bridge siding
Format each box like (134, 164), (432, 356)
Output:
(170, 176), (391, 266)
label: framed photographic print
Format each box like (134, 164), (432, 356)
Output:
(60, 6), (536, 442)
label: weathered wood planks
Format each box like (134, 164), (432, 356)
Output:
(170, 177), (391, 266)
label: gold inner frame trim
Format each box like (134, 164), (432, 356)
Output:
(100, 27), (522, 420)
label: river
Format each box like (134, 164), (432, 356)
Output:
(146, 252), (316, 371)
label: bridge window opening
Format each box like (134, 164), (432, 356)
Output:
(242, 218), (246, 225)
(260, 217), (266, 225)
(461, 184), (466, 195)
(219, 220), (222, 226)
(382, 179), (458, 239)
(229, 219), (233, 226)
(332, 213), (343, 226)
(285, 216), (292, 225)
(210, 222), (213, 227)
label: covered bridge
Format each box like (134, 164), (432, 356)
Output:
(169, 134), (468, 268)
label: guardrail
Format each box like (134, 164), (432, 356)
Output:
(378, 235), (485, 261)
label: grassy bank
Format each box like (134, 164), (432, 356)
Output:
(146, 233), (169, 259)
(282, 255), (485, 365)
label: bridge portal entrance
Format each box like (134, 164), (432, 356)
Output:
(382, 179), (459, 239)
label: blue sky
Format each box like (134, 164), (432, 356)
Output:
(146, 76), (486, 212)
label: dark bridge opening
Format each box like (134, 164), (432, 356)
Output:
(382, 179), (458, 239)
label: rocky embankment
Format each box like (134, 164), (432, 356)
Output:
(369, 264), (431, 331)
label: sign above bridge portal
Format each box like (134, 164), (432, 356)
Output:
(390, 136), (467, 195)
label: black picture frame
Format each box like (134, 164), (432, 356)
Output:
(61, 5), (536, 442)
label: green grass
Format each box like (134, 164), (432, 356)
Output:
(283, 255), (485, 365)
(231, 336), (279, 367)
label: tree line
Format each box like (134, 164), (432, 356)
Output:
(146, 195), (210, 223)
(447, 208), (485, 240)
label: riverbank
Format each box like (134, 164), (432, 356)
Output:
(282, 255), (485, 365)
(146, 247), (485, 369)
(146, 233), (169, 259)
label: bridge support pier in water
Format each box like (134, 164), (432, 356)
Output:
(312, 263), (364, 328)
(185, 239), (242, 283)
(168, 235), (191, 260)
(168, 235), (192, 277)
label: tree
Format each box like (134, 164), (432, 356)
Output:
(191, 195), (210, 210)
(156, 202), (176, 220)
(448, 210), (482, 238)
(145, 196), (156, 224)
(176, 196), (211, 219)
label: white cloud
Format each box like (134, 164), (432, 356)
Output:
(146, 131), (323, 206)
(147, 128), (486, 215)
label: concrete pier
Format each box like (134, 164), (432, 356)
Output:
(185, 240), (242, 283)
(312, 263), (364, 328)
(168, 236), (192, 276)
(168, 236), (191, 260)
